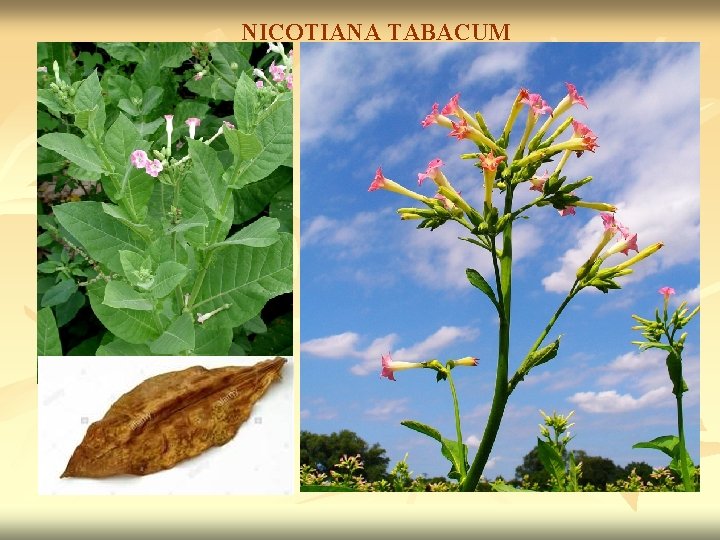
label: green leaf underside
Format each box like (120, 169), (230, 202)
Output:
(96, 339), (152, 356)
(88, 281), (162, 344)
(37, 133), (103, 173)
(193, 232), (293, 328)
(37, 307), (62, 356)
(149, 312), (194, 354)
(209, 217), (280, 249)
(103, 280), (154, 310)
(53, 201), (146, 274)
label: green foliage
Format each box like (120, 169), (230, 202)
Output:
(37, 42), (293, 356)
(300, 430), (390, 483)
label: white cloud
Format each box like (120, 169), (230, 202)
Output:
(300, 325), (479, 377)
(542, 46), (699, 292)
(301, 210), (391, 254)
(568, 387), (669, 413)
(301, 398), (338, 421)
(465, 435), (481, 448)
(671, 284), (701, 306)
(458, 44), (537, 86)
(365, 398), (409, 419)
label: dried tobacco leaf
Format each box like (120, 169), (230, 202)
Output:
(62, 357), (287, 478)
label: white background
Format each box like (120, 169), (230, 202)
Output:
(38, 356), (294, 495)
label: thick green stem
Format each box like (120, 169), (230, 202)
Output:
(463, 189), (514, 492)
(676, 392), (694, 491)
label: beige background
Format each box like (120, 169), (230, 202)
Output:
(1, 1), (718, 534)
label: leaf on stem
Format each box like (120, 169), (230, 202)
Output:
(37, 307), (62, 356)
(466, 268), (498, 308)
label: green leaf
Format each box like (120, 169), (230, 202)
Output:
(400, 420), (468, 481)
(666, 351), (688, 396)
(179, 163), (234, 248)
(233, 73), (258, 133)
(101, 203), (152, 236)
(37, 147), (66, 175)
(37, 307), (62, 356)
(74, 70), (105, 137)
(150, 261), (188, 299)
(401, 419), (442, 442)
(41, 278), (78, 308)
(104, 113), (144, 172)
(67, 163), (100, 181)
(466, 268), (498, 307)
(248, 312), (292, 355)
(88, 281), (163, 344)
(96, 339), (153, 356)
(231, 94), (293, 188)
(103, 280), (154, 311)
(136, 117), (164, 138)
(167, 209), (208, 233)
(55, 290), (85, 327)
(193, 325), (233, 355)
(37, 133), (103, 174)
(234, 166), (291, 223)
(97, 42), (145, 63)
(149, 313), (195, 354)
(224, 131), (262, 162)
(118, 250), (153, 289)
(270, 182), (292, 233)
(156, 42), (192, 68)
(193, 232), (293, 328)
(632, 435), (679, 459)
(67, 334), (104, 356)
(53, 201), (146, 273)
(141, 86), (164, 115)
(537, 439), (567, 490)
(208, 217), (280, 249)
(187, 139), (226, 212)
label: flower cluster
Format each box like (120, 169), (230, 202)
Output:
(254, 42), (293, 91)
(130, 149), (163, 178)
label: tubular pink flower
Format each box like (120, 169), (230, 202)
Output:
(145, 159), (163, 178)
(659, 286), (676, 299)
(449, 119), (470, 140)
(417, 158), (444, 186)
(441, 93), (461, 116)
(478, 150), (506, 172)
(421, 103), (440, 128)
(381, 353), (396, 381)
(453, 356), (479, 367)
(522, 92), (553, 117)
(380, 353), (425, 381)
(369, 167), (388, 191)
(601, 212), (630, 239)
(566, 82), (588, 108)
(571, 120), (599, 153)
(618, 233), (639, 256)
(185, 117), (201, 139)
(558, 207), (576, 217)
(130, 149), (148, 169)
(369, 167), (432, 203)
(529, 171), (549, 192)
(164, 114), (174, 148)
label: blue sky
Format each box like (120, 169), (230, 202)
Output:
(299, 42), (700, 482)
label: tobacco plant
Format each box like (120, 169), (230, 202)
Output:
(36, 42), (293, 356)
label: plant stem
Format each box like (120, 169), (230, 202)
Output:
(675, 390), (694, 491)
(446, 369), (464, 451)
(463, 189), (514, 492)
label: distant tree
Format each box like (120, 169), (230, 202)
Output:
(514, 446), (552, 489)
(572, 450), (624, 489)
(300, 429), (390, 482)
(624, 461), (654, 483)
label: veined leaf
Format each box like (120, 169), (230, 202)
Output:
(270, 182), (292, 233)
(188, 139), (226, 212)
(104, 113), (146, 173)
(55, 290), (85, 327)
(96, 339), (153, 356)
(103, 281), (154, 311)
(74, 70), (105, 137)
(150, 261), (188, 299)
(224, 131), (262, 162)
(208, 217), (280, 249)
(537, 438), (567, 490)
(233, 72), (258, 133)
(231, 94), (292, 189)
(466, 268), (498, 307)
(97, 43), (145, 63)
(193, 232), (292, 328)
(192, 325), (233, 355)
(53, 201), (146, 274)
(37, 133), (103, 174)
(234, 166), (291, 223)
(149, 313), (195, 354)
(41, 278), (78, 307)
(88, 281), (163, 344)
(167, 209), (208, 234)
(401, 420), (468, 481)
(38, 307), (62, 356)
(101, 203), (152, 236)
(118, 250), (153, 289)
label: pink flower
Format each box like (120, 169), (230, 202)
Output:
(285, 73), (293, 90)
(193, 71), (204, 81)
(522, 92), (553, 117)
(421, 103), (440, 128)
(223, 121), (236, 130)
(571, 120), (599, 153)
(558, 207), (576, 217)
(529, 171), (549, 192)
(269, 61), (286, 82)
(369, 167), (387, 191)
(618, 233), (639, 255)
(256, 80), (264, 88)
(417, 158), (444, 186)
(565, 82), (588, 109)
(441, 93), (461, 116)
(600, 212), (630, 239)
(478, 150), (506, 172)
(449, 119), (470, 140)
(659, 286), (676, 299)
(453, 356), (479, 367)
(130, 149), (148, 169)
(145, 159), (163, 178)
(381, 353), (396, 381)
(164, 114), (174, 148)
(185, 117), (201, 139)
